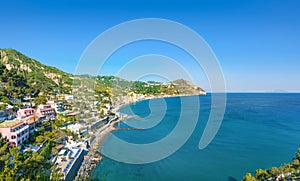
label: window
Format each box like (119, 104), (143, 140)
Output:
(17, 134), (20, 138)
(11, 135), (16, 139)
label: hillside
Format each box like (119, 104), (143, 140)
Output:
(0, 48), (205, 104)
(93, 76), (206, 106)
(0, 48), (73, 98)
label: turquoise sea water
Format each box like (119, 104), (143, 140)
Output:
(92, 93), (300, 181)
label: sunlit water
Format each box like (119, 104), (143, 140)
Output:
(92, 93), (300, 181)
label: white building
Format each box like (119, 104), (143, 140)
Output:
(67, 123), (88, 138)
(64, 94), (74, 102)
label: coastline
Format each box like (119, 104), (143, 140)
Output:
(112, 93), (206, 112)
(75, 93), (205, 180)
(74, 114), (140, 180)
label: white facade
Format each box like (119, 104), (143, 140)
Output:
(64, 94), (74, 102)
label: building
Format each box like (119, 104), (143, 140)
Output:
(64, 94), (74, 102)
(0, 108), (16, 121)
(66, 123), (88, 138)
(55, 146), (85, 181)
(36, 104), (56, 120)
(17, 108), (35, 120)
(24, 116), (42, 133)
(9, 98), (21, 104)
(0, 120), (29, 146)
(0, 109), (8, 121)
(47, 100), (64, 112)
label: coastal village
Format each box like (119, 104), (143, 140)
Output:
(0, 91), (118, 180)
(0, 48), (208, 180)
(0, 80), (206, 180)
(1, 49), (299, 181)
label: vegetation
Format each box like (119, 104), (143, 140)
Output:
(33, 96), (47, 105)
(0, 48), (72, 100)
(93, 76), (204, 106)
(243, 148), (300, 181)
(0, 134), (53, 180)
(0, 48), (205, 107)
(0, 115), (71, 181)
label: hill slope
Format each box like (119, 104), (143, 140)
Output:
(0, 48), (73, 98)
(0, 48), (205, 103)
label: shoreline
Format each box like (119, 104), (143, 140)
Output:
(112, 93), (206, 112)
(75, 93), (205, 180)
(74, 115), (140, 180)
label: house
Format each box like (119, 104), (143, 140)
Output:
(36, 104), (56, 120)
(22, 97), (34, 107)
(17, 108), (35, 120)
(47, 100), (64, 112)
(0, 119), (29, 146)
(0, 109), (8, 121)
(9, 98), (21, 104)
(66, 123), (88, 138)
(64, 94), (74, 102)
(0, 108), (16, 121)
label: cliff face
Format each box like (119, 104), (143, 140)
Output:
(171, 79), (206, 95)
(109, 79), (206, 107)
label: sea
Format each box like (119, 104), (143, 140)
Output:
(91, 93), (300, 181)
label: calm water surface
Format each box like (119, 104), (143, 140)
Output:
(92, 93), (300, 181)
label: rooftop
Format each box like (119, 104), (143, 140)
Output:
(59, 110), (72, 115)
(0, 119), (23, 128)
(56, 147), (83, 175)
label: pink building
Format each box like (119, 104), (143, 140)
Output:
(17, 108), (35, 120)
(36, 104), (56, 120)
(0, 120), (29, 146)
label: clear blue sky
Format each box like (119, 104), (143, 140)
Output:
(0, 0), (299, 92)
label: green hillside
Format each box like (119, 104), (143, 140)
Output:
(0, 48), (205, 104)
(0, 48), (73, 99)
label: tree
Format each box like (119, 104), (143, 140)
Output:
(0, 104), (6, 110)
(35, 135), (45, 144)
(269, 167), (280, 178)
(33, 96), (47, 105)
(243, 173), (256, 181)
(255, 169), (270, 180)
(0, 135), (10, 172)
(296, 148), (300, 160)
(0, 96), (10, 104)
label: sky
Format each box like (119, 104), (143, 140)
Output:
(0, 0), (299, 92)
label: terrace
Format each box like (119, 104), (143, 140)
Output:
(0, 119), (23, 128)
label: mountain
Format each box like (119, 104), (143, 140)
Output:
(0, 48), (73, 98)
